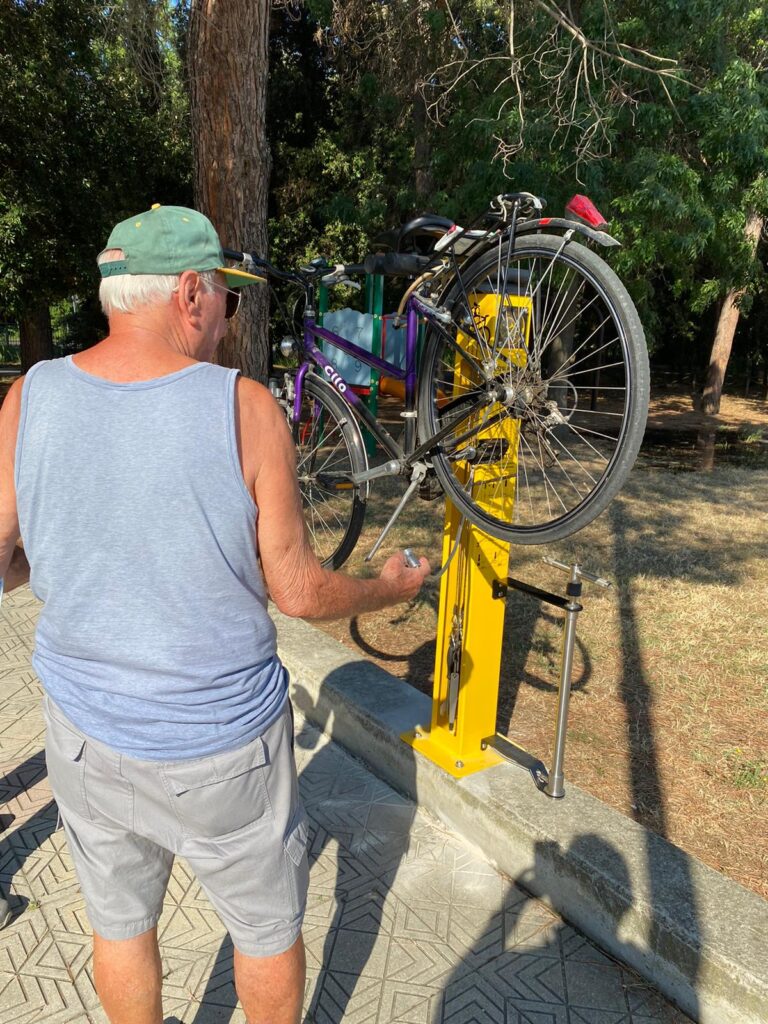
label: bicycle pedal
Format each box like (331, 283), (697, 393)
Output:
(315, 473), (355, 492)
(418, 475), (443, 501)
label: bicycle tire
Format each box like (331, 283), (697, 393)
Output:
(417, 233), (650, 544)
(291, 373), (368, 568)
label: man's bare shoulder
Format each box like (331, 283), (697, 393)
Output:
(235, 375), (286, 429)
(0, 376), (25, 440)
(235, 374), (271, 403)
(234, 375), (294, 487)
(0, 375), (25, 409)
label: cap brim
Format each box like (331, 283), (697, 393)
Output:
(219, 266), (267, 288)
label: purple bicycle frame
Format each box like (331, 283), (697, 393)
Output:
(292, 302), (421, 459)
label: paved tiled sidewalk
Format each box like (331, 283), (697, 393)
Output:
(0, 587), (689, 1023)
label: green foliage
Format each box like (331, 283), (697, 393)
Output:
(2, 0), (768, 385)
(265, 0), (768, 378)
(0, 0), (191, 325)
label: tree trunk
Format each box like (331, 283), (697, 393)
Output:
(701, 211), (763, 415)
(695, 425), (717, 471)
(189, 0), (271, 382)
(19, 303), (53, 372)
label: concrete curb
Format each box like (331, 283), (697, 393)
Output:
(275, 609), (768, 1024)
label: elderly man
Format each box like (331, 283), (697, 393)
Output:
(0, 205), (429, 1024)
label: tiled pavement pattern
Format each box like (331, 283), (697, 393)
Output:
(0, 587), (690, 1023)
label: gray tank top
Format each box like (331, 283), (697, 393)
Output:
(15, 356), (287, 760)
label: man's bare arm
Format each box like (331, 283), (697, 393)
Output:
(3, 542), (29, 592)
(0, 378), (28, 589)
(242, 380), (429, 620)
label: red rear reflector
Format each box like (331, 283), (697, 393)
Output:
(566, 195), (608, 229)
(539, 217), (552, 225)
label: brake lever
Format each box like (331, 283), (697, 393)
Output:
(320, 273), (361, 291)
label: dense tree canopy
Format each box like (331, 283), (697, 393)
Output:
(0, 0), (190, 365)
(1, 0), (766, 401)
(265, 1), (768, 405)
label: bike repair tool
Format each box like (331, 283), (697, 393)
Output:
(485, 558), (611, 797)
(403, 548), (421, 569)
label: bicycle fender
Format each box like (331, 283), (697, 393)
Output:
(515, 218), (621, 248)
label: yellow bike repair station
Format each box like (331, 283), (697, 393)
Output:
(401, 288), (608, 794)
(402, 287), (527, 779)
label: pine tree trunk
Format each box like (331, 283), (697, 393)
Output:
(19, 303), (53, 372)
(189, 0), (271, 382)
(701, 211), (763, 415)
(695, 425), (717, 471)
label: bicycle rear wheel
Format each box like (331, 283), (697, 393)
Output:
(292, 373), (368, 568)
(418, 233), (650, 544)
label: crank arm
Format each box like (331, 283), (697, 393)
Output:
(350, 460), (405, 485)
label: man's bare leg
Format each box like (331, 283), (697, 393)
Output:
(93, 927), (163, 1024)
(234, 933), (306, 1024)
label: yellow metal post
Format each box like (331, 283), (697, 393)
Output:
(402, 288), (533, 778)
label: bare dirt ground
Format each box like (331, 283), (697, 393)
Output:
(313, 390), (768, 899)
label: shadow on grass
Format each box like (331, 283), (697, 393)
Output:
(608, 497), (701, 1020)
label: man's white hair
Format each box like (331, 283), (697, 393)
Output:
(97, 249), (215, 317)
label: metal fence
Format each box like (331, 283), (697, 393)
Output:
(0, 321), (79, 363)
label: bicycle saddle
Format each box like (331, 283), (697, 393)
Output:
(362, 252), (434, 277)
(371, 214), (454, 255)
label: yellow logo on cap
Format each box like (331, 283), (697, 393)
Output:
(135, 221), (142, 228)
(151, 203), (161, 210)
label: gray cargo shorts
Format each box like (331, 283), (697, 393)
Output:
(42, 693), (309, 957)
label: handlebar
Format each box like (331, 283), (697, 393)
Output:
(221, 248), (367, 289)
(222, 248), (298, 284)
(221, 192), (547, 287)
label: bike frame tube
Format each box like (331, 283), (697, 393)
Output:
(295, 320), (405, 459)
(293, 302), (491, 467)
(309, 321), (407, 380)
(404, 304), (419, 453)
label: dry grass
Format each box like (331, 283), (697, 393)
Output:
(314, 457), (768, 898)
(645, 389), (768, 432)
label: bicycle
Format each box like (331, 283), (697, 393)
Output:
(225, 192), (650, 569)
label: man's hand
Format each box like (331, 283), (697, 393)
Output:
(379, 552), (431, 603)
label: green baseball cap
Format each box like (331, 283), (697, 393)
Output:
(98, 204), (265, 288)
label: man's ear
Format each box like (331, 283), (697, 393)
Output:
(177, 271), (204, 320)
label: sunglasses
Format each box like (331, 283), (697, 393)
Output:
(212, 281), (242, 320)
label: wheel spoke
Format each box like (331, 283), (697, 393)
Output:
(291, 379), (365, 568)
(420, 235), (648, 541)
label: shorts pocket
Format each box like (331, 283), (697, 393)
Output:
(43, 697), (92, 821)
(160, 736), (272, 838)
(284, 806), (309, 915)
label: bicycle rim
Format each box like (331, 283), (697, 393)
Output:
(419, 234), (650, 544)
(294, 375), (367, 568)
